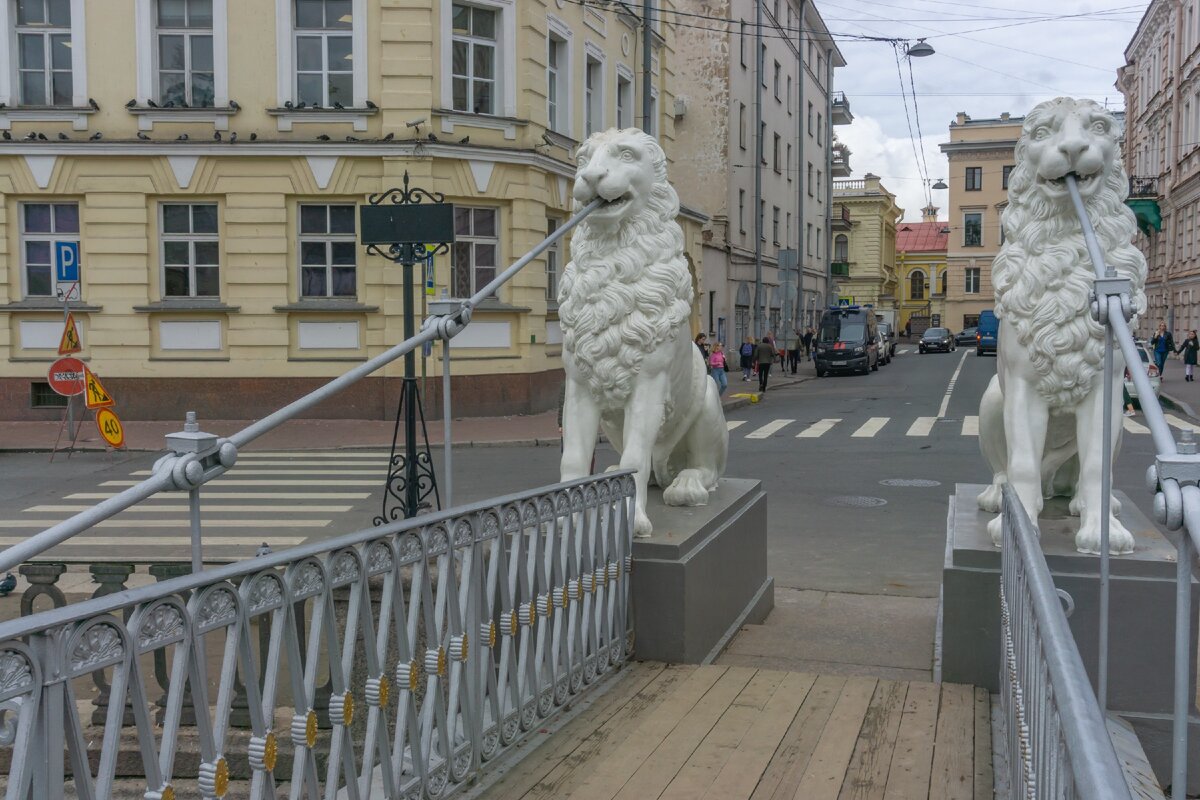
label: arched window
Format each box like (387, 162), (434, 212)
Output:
(833, 234), (848, 262)
(910, 270), (926, 300)
(939, 270), (947, 295)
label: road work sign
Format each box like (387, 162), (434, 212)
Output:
(47, 356), (85, 396)
(58, 312), (81, 355)
(83, 366), (115, 409)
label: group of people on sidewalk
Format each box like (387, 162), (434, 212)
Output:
(694, 329), (817, 395)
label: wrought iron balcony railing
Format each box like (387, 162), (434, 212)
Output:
(831, 261), (850, 277)
(1128, 175), (1160, 198)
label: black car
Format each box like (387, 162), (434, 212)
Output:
(955, 326), (977, 346)
(814, 306), (879, 376)
(919, 327), (956, 353)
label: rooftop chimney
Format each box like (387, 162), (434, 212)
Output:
(955, 111), (970, 125)
(921, 204), (938, 223)
(1000, 112), (1010, 121)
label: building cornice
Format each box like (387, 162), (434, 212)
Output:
(939, 140), (1017, 155)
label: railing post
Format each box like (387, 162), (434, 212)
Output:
(1174, 519), (1192, 800)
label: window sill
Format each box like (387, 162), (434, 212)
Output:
(0, 106), (96, 131)
(273, 300), (379, 313)
(474, 298), (531, 313)
(433, 109), (529, 141)
(127, 105), (239, 132)
(266, 106), (377, 133)
(1, 298), (102, 312)
(133, 299), (240, 313)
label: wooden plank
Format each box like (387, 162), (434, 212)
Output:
(565, 664), (731, 800)
(882, 681), (940, 800)
(929, 683), (976, 800)
(751, 674), (848, 800)
(838, 680), (910, 800)
(790, 676), (879, 800)
(973, 687), (993, 800)
(700, 672), (817, 800)
(658, 670), (787, 800)
(484, 662), (670, 800)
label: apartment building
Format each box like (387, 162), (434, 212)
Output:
(673, 0), (848, 350)
(830, 173), (901, 313)
(895, 205), (949, 334)
(1120, 0), (1200, 337)
(0, 0), (705, 421)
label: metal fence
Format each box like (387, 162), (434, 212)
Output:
(0, 472), (634, 799)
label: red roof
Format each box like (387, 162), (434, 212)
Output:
(896, 221), (949, 253)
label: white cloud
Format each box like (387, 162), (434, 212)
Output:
(836, 114), (948, 223)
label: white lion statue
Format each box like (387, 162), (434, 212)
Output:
(976, 97), (1146, 555)
(558, 128), (728, 538)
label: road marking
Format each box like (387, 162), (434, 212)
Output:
(177, 460), (390, 467)
(0, 536), (309, 547)
(961, 416), (980, 436)
(1166, 414), (1200, 433)
(907, 417), (936, 437)
(852, 417), (889, 438)
(25, 504), (354, 514)
(130, 469), (383, 476)
(0, 519), (330, 528)
(726, 420), (747, 431)
(937, 350), (971, 418)
(897, 349), (910, 355)
(797, 418), (841, 438)
(1123, 417), (1151, 435)
(745, 419), (795, 439)
(66, 492), (372, 500)
(102, 479), (379, 487)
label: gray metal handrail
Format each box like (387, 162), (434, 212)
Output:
(0, 197), (602, 575)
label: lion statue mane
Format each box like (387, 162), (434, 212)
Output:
(558, 128), (728, 538)
(976, 97), (1147, 555)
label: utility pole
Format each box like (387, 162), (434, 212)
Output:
(797, 0), (806, 330)
(642, 0), (653, 133)
(753, 0), (764, 337)
(824, 46), (835, 307)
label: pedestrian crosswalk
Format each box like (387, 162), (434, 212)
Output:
(727, 414), (1172, 441)
(1, 450), (388, 562)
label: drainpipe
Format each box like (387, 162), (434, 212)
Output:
(797, 0), (806, 328)
(642, 0), (652, 132)
(753, 0), (764, 337)
(825, 46), (834, 306)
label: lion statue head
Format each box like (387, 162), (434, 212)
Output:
(558, 128), (691, 407)
(993, 97), (1146, 408)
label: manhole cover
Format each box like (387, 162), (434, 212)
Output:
(879, 478), (942, 488)
(824, 495), (888, 508)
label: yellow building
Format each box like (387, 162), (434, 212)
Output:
(830, 173), (901, 315)
(0, 0), (704, 421)
(895, 204), (948, 334)
(938, 111), (1020, 331)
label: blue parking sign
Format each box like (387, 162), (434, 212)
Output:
(55, 242), (79, 282)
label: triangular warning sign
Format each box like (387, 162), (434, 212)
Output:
(58, 312), (81, 355)
(83, 366), (114, 409)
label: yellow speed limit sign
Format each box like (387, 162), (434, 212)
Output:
(95, 407), (126, 449)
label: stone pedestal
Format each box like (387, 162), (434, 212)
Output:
(941, 483), (1200, 792)
(631, 478), (773, 664)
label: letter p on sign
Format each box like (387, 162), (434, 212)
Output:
(55, 241), (79, 283)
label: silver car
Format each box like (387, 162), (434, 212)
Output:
(1125, 341), (1162, 404)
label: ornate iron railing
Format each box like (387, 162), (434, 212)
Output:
(998, 485), (1131, 799)
(1128, 176), (1160, 198)
(0, 473), (634, 799)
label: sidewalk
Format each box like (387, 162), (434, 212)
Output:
(1155, 355), (1200, 418)
(0, 373), (811, 453)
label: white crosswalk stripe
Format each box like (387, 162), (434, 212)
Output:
(907, 417), (936, 437)
(746, 419), (795, 439)
(897, 349), (910, 355)
(852, 417), (889, 438)
(1123, 417), (1151, 435)
(1166, 414), (1200, 433)
(797, 418), (841, 438)
(961, 416), (980, 436)
(727, 420), (747, 431)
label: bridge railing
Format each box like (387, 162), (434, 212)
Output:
(0, 471), (634, 799)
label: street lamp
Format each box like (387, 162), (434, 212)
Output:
(932, 178), (948, 190)
(905, 39), (935, 58)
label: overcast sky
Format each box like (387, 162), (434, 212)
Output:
(824, 0), (1145, 221)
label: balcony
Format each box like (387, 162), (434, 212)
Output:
(830, 204), (852, 230)
(832, 142), (851, 177)
(1128, 176), (1160, 197)
(831, 261), (850, 277)
(1126, 175), (1163, 235)
(831, 92), (853, 125)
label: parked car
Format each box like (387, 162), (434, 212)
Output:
(814, 305), (880, 376)
(977, 310), (999, 356)
(875, 329), (891, 365)
(955, 327), (978, 346)
(878, 322), (898, 358)
(919, 327), (956, 354)
(1125, 341), (1162, 405)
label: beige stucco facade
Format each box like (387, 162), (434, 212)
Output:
(0, 1), (705, 421)
(830, 174), (901, 315)
(938, 112), (1020, 331)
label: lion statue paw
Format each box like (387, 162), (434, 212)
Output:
(977, 482), (1003, 514)
(663, 469), (712, 507)
(1075, 516), (1134, 556)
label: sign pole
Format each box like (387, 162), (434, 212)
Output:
(60, 292), (74, 441)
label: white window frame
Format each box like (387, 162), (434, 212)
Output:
(584, 44), (604, 137)
(545, 216), (560, 301)
(298, 203), (358, 299)
(439, 0), (515, 118)
(546, 18), (571, 135)
(615, 64), (633, 129)
(153, 0), (216, 107)
(963, 211), (983, 247)
(292, 1), (353, 108)
(453, 206), (500, 298)
(965, 267), (981, 294)
(136, 0), (226, 107)
(159, 202), (220, 299)
(274, 0), (365, 109)
(19, 201), (79, 298)
(648, 87), (658, 137)
(0, 0), (86, 107)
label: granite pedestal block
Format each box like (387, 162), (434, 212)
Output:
(631, 477), (773, 664)
(941, 483), (1200, 792)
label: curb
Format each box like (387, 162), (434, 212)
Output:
(0, 437), (566, 455)
(1159, 391), (1198, 420)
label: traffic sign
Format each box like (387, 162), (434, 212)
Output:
(58, 281), (81, 302)
(838, 297), (855, 307)
(55, 241), (79, 283)
(83, 366), (115, 409)
(47, 356), (85, 396)
(57, 312), (81, 355)
(95, 408), (125, 449)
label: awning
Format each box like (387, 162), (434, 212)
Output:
(1126, 198), (1163, 236)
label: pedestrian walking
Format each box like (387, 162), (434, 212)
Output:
(754, 336), (776, 392)
(788, 334), (801, 374)
(694, 332), (710, 372)
(709, 342), (729, 395)
(1180, 330), (1199, 382)
(739, 337), (755, 381)
(1152, 322), (1175, 378)
(802, 328), (814, 361)
(1123, 380), (1137, 417)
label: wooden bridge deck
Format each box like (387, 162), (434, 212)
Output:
(480, 662), (992, 800)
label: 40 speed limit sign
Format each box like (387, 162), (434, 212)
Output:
(95, 407), (126, 449)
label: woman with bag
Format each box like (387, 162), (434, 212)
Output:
(709, 342), (729, 395)
(1179, 330), (1199, 382)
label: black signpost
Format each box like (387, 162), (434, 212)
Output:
(361, 171), (455, 523)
